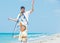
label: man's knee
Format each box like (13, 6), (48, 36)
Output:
(21, 25), (26, 32)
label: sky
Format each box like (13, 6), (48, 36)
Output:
(0, 0), (60, 34)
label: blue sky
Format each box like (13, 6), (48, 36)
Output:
(0, 0), (60, 33)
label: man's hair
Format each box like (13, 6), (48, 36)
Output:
(21, 6), (25, 9)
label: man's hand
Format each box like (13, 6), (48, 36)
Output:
(32, 0), (34, 7)
(8, 17), (18, 22)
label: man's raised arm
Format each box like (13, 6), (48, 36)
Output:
(30, 0), (34, 14)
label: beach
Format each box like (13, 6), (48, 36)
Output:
(27, 33), (60, 43)
(10, 33), (60, 43)
(0, 33), (60, 43)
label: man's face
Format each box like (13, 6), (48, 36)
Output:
(21, 8), (25, 13)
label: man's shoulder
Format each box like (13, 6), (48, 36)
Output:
(24, 11), (28, 15)
(24, 10), (31, 14)
(24, 11), (29, 13)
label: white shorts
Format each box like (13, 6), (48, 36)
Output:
(17, 21), (27, 27)
(18, 30), (28, 41)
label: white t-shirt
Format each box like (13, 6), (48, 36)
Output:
(17, 10), (31, 26)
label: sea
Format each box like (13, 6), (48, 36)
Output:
(0, 33), (52, 43)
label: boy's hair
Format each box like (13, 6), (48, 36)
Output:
(21, 6), (25, 9)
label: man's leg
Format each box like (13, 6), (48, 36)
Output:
(23, 39), (27, 43)
(21, 36), (27, 43)
(19, 23), (27, 43)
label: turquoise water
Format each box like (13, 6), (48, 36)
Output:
(0, 33), (50, 43)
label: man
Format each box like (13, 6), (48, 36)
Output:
(8, 0), (34, 43)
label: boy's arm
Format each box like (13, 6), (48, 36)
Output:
(30, 0), (34, 14)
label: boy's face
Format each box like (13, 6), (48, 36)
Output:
(21, 8), (25, 13)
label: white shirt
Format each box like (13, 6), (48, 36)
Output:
(17, 10), (31, 26)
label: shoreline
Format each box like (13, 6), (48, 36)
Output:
(10, 33), (60, 43)
(28, 33), (60, 43)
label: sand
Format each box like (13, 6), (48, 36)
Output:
(28, 33), (60, 43)
(10, 33), (60, 43)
